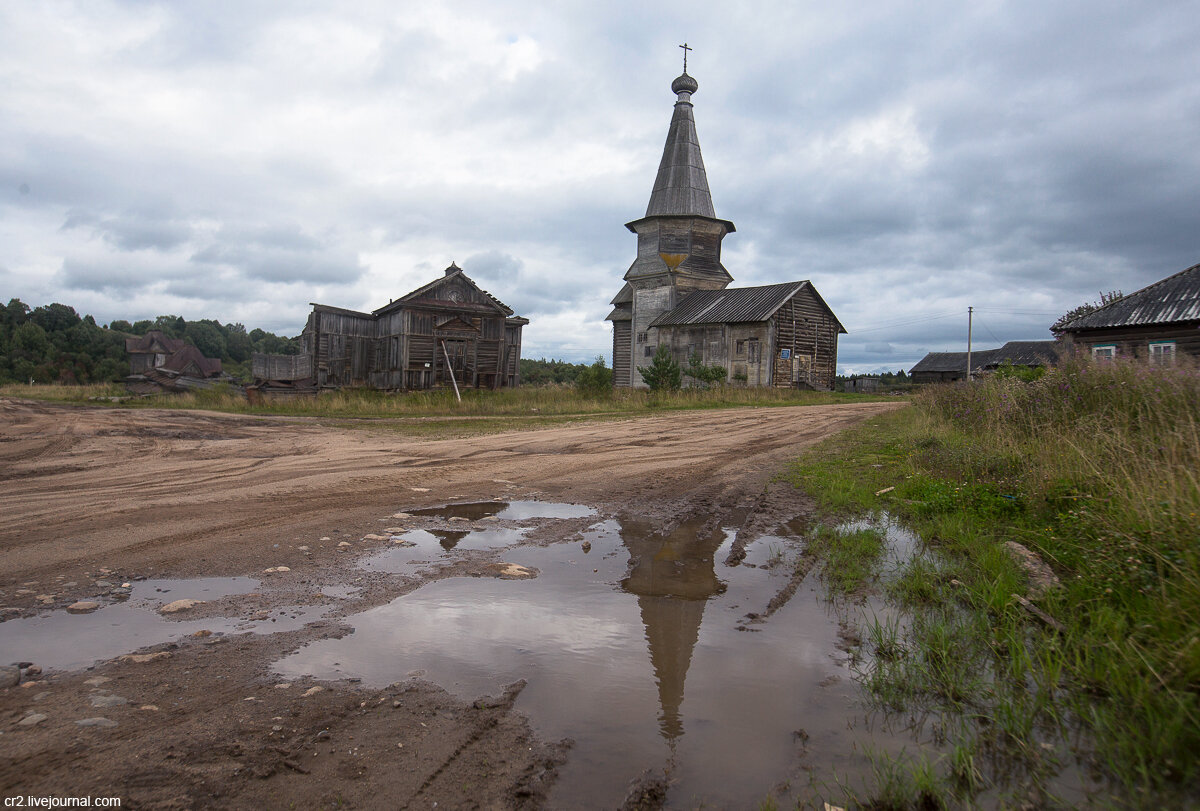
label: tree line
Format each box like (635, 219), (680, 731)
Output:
(0, 298), (300, 385)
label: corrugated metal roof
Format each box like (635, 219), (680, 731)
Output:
(1059, 262), (1200, 331)
(650, 281), (808, 326)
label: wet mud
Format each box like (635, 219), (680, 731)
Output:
(0, 397), (911, 809)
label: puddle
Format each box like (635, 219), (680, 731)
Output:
(0, 576), (336, 672)
(275, 515), (917, 808)
(408, 499), (596, 521)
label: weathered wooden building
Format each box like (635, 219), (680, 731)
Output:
(1052, 261), (1200, 363)
(908, 340), (1060, 384)
(124, 330), (225, 393)
(606, 69), (844, 389)
(252, 264), (527, 391)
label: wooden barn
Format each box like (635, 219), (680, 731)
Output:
(909, 340), (1060, 384)
(606, 68), (844, 389)
(1052, 261), (1200, 363)
(252, 264), (527, 392)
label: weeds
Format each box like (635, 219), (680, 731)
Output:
(786, 357), (1200, 806)
(0, 380), (889, 422)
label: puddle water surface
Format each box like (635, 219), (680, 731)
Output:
(0, 576), (335, 672)
(276, 511), (915, 807)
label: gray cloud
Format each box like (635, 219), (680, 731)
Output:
(1, 0), (1197, 373)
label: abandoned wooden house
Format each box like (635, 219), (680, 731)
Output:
(1052, 261), (1200, 363)
(908, 340), (1060, 384)
(606, 69), (845, 389)
(251, 264), (527, 392)
(124, 330), (225, 394)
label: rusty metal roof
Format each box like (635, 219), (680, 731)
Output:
(649, 281), (846, 332)
(1059, 262), (1200, 331)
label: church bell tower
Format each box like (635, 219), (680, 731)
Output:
(607, 51), (736, 387)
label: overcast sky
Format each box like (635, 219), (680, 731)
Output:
(3, 1), (1198, 373)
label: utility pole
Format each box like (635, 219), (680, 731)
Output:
(966, 306), (974, 381)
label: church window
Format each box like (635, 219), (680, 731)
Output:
(645, 344), (656, 357)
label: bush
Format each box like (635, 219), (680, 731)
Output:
(684, 353), (726, 388)
(575, 356), (613, 396)
(638, 345), (681, 391)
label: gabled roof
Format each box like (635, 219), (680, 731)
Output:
(909, 350), (993, 374)
(649, 281), (847, 333)
(909, 341), (1060, 374)
(1058, 262), (1200, 332)
(159, 344), (222, 377)
(375, 264), (513, 317)
(986, 340), (1061, 367)
(125, 330), (186, 354)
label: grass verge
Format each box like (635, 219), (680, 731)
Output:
(0, 381), (890, 425)
(782, 356), (1199, 808)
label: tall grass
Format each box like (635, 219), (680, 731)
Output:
(786, 356), (1200, 805)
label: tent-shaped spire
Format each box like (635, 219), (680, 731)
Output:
(645, 72), (718, 219)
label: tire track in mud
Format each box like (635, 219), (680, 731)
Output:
(0, 398), (903, 584)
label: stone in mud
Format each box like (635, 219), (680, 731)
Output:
(18, 713), (48, 726)
(120, 652), (171, 664)
(302, 686), (323, 697)
(263, 566), (291, 573)
(160, 599), (204, 614)
(0, 666), (20, 687)
(361, 534), (389, 542)
(83, 676), (111, 687)
(488, 563), (536, 579)
(90, 694), (128, 708)
(75, 717), (118, 728)
(67, 601), (100, 614)
(391, 512), (412, 519)
(337, 541), (352, 548)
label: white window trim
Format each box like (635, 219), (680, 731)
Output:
(1092, 344), (1116, 361)
(1149, 340), (1176, 365)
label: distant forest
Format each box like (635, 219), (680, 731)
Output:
(1, 298), (597, 387)
(0, 298), (300, 385)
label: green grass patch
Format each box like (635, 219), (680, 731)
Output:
(783, 357), (1200, 807)
(807, 525), (887, 595)
(0, 381), (892, 425)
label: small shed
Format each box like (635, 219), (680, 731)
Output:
(1052, 262), (1200, 363)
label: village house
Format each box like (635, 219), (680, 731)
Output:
(606, 68), (844, 390)
(124, 330), (224, 393)
(1052, 261), (1200, 363)
(908, 340), (1060, 384)
(252, 264), (527, 392)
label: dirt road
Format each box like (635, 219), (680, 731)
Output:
(0, 397), (900, 809)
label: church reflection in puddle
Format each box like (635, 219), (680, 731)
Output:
(274, 507), (889, 809)
(619, 515), (726, 743)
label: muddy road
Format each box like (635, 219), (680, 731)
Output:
(0, 398), (901, 809)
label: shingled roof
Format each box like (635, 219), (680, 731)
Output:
(648, 281), (847, 331)
(1057, 262), (1200, 332)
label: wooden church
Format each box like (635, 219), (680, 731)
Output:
(607, 67), (844, 389)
